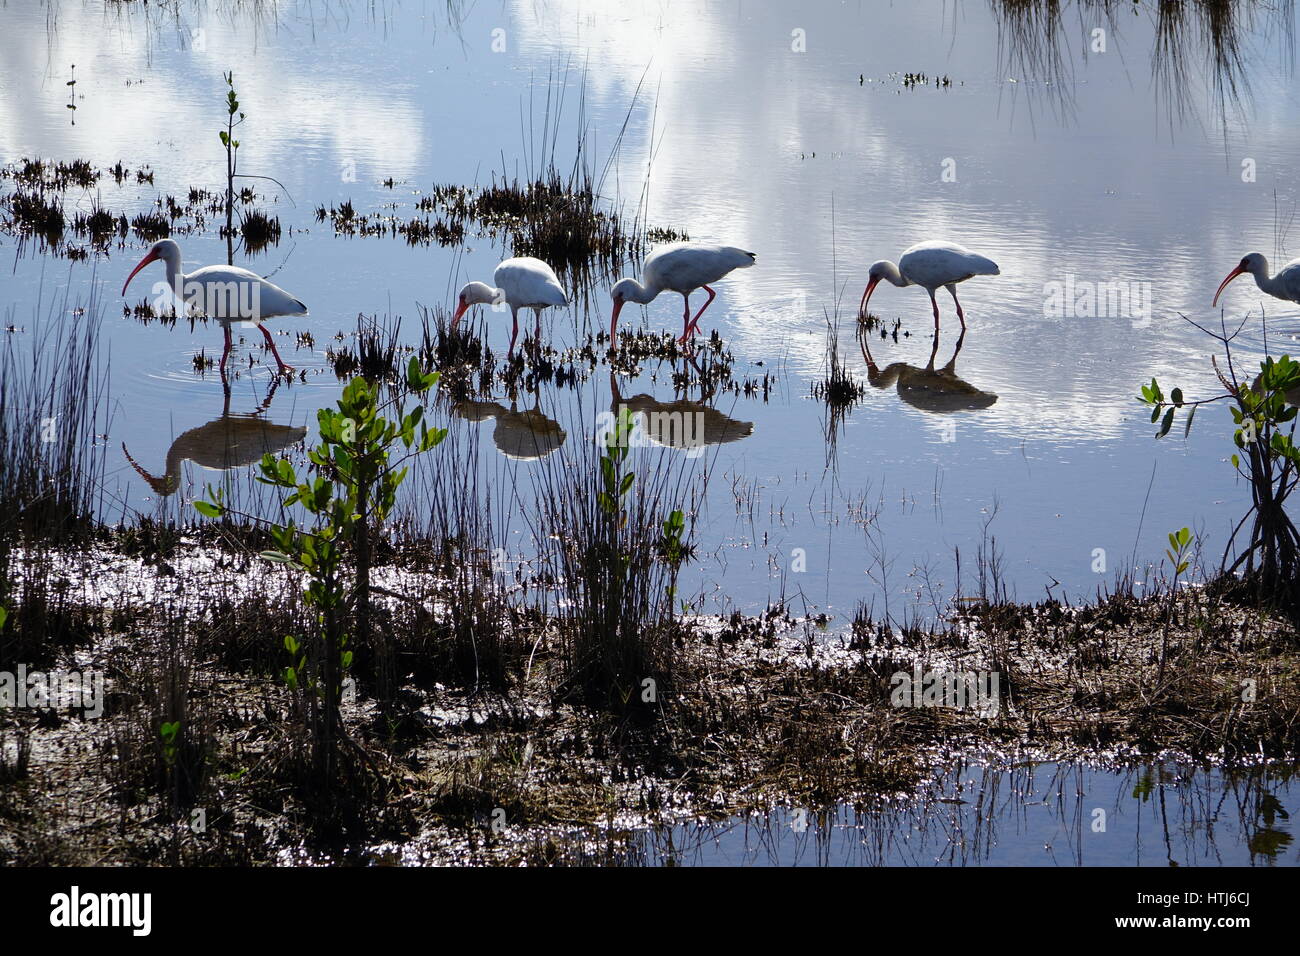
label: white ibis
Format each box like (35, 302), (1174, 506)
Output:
(1213, 253), (1300, 308)
(121, 238), (307, 377)
(860, 240), (1000, 334)
(610, 242), (756, 345)
(452, 257), (568, 353)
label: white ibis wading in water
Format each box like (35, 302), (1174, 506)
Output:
(121, 238), (307, 377)
(452, 257), (568, 354)
(861, 240), (1000, 335)
(610, 242), (756, 345)
(1213, 253), (1300, 309)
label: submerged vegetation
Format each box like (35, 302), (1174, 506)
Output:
(813, 316), (866, 408)
(0, 155), (275, 258)
(316, 172), (689, 281)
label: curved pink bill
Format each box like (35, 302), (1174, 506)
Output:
(859, 276), (881, 317)
(609, 299), (624, 344)
(1212, 266), (1247, 307)
(450, 301), (469, 330)
(121, 248), (161, 296)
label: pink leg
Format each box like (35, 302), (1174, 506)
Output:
(686, 285), (718, 337)
(509, 310), (519, 354)
(220, 324), (233, 377)
(929, 290), (941, 337)
(947, 284), (967, 331)
(259, 325), (294, 374)
(534, 309), (542, 345)
(678, 293), (692, 344)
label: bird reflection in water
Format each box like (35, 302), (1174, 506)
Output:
(859, 327), (997, 413)
(452, 388), (567, 461)
(122, 379), (307, 496)
(609, 369), (753, 456)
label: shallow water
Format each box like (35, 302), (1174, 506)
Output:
(632, 760), (1298, 867)
(5, 0), (1300, 621)
(340, 758), (1296, 866)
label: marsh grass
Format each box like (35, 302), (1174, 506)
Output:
(130, 209), (170, 241)
(524, 393), (699, 712)
(73, 201), (125, 244)
(111, 606), (216, 818)
(396, 394), (523, 691)
(238, 208), (281, 252)
(0, 293), (108, 544)
(327, 313), (408, 382)
(7, 190), (65, 246)
(1, 155), (256, 260)
(813, 315), (864, 408)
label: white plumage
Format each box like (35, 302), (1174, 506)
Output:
(121, 238), (308, 377)
(1213, 253), (1300, 308)
(452, 256), (568, 353)
(861, 240), (1000, 334)
(610, 242), (756, 344)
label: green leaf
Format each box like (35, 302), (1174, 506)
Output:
(260, 550), (292, 563)
(193, 500), (223, 518)
(1157, 407), (1175, 438)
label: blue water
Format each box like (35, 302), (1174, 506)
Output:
(634, 761), (1298, 866)
(2, 0), (1299, 625)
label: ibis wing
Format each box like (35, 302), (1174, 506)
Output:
(495, 257), (568, 308)
(644, 243), (755, 292)
(1278, 260), (1300, 303)
(184, 265), (308, 319)
(900, 241), (999, 287)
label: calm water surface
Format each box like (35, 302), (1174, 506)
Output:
(4, 0), (1299, 866)
(5, 1), (1299, 620)
(634, 761), (1298, 866)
